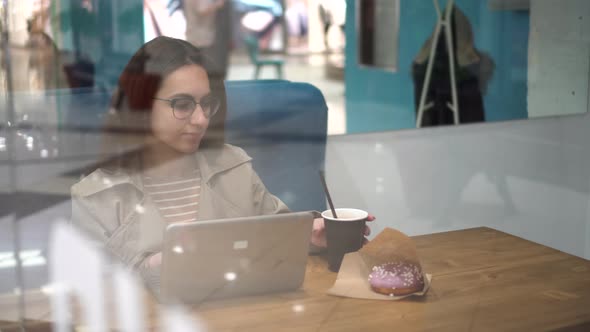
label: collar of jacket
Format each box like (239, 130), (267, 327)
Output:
(74, 144), (252, 197)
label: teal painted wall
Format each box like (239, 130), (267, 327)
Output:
(345, 0), (529, 133)
(53, 0), (144, 88)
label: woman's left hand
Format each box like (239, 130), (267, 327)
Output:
(311, 214), (376, 248)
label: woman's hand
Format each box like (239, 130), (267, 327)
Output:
(145, 252), (162, 269)
(310, 214), (376, 248)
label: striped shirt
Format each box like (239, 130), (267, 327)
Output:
(142, 170), (201, 224)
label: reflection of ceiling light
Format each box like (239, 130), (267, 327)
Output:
(374, 142), (383, 153)
(224, 272), (237, 281)
(41, 285), (54, 295)
(40, 149), (49, 158)
(0, 250), (46, 269)
(172, 246), (184, 254)
(0, 259), (15, 269)
(292, 304), (305, 313)
(376, 184), (384, 194)
(0, 137), (5, 152)
(20, 250), (42, 259)
(23, 256), (46, 267)
(135, 204), (145, 214)
(26, 137), (34, 151)
(41, 283), (68, 295)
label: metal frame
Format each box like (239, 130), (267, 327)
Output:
(355, 0), (400, 72)
(1, 0), (26, 330)
(416, 0), (460, 128)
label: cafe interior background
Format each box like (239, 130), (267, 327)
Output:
(1, 0), (590, 328)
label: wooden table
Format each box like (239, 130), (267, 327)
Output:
(2, 227), (590, 332)
(191, 227), (590, 332)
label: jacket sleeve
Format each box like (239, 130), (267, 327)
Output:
(250, 167), (291, 215)
(71, 193), (162, 295)
(250, 168), (328, 254)
(70, 192), (112, 244)
(70, 191), (151, 269)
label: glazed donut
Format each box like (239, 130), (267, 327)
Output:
(368, 261), (425, 296)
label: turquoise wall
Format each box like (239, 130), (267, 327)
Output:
(53, 0), (144, 88)
(345, 0), (529, 133)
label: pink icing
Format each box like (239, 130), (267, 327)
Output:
(368, 261), (424, 292)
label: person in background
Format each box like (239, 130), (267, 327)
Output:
(184, 0), (232, 79)
(318, 0), (346, 51)
(286, 0), (308, 49)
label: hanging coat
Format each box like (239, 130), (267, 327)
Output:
(412, 5), (495, 127)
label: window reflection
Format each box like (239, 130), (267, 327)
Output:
(1, 0), (589, 331)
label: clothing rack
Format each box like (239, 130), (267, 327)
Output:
(416, 0), (460, 128)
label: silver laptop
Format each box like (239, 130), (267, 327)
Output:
(160, 212), (315, 304)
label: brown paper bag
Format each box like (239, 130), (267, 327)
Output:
(327, 228), (432, 300)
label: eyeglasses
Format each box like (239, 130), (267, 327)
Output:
(153, 95), (221, 120)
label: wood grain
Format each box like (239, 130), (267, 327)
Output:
(188, 228), (590, 332)
(1, 227), (589, 332)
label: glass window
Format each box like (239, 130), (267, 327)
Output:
(1, 0), (589, 330)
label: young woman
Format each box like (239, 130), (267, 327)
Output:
(71, 37), (371, 294)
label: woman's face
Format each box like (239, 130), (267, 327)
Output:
(150, 64), (211, 154)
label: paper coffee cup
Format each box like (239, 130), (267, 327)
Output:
(321, 209), (368, 272)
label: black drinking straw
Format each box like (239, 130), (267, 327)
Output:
(319, 170), (338, 219)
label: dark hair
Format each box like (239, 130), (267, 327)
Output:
(108, 36), (226, 149)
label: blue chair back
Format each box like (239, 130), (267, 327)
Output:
(225, 80), (328, 213)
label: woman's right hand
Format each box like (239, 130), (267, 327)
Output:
(146, 252), (162, 268)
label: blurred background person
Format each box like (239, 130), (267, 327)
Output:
(184, 0), (232, 79)
(285, 0), (308, 50)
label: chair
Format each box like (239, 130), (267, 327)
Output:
(225, 80), (328, 213)
(49, 80), (327, 212)
(243, 35), (284, 79)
